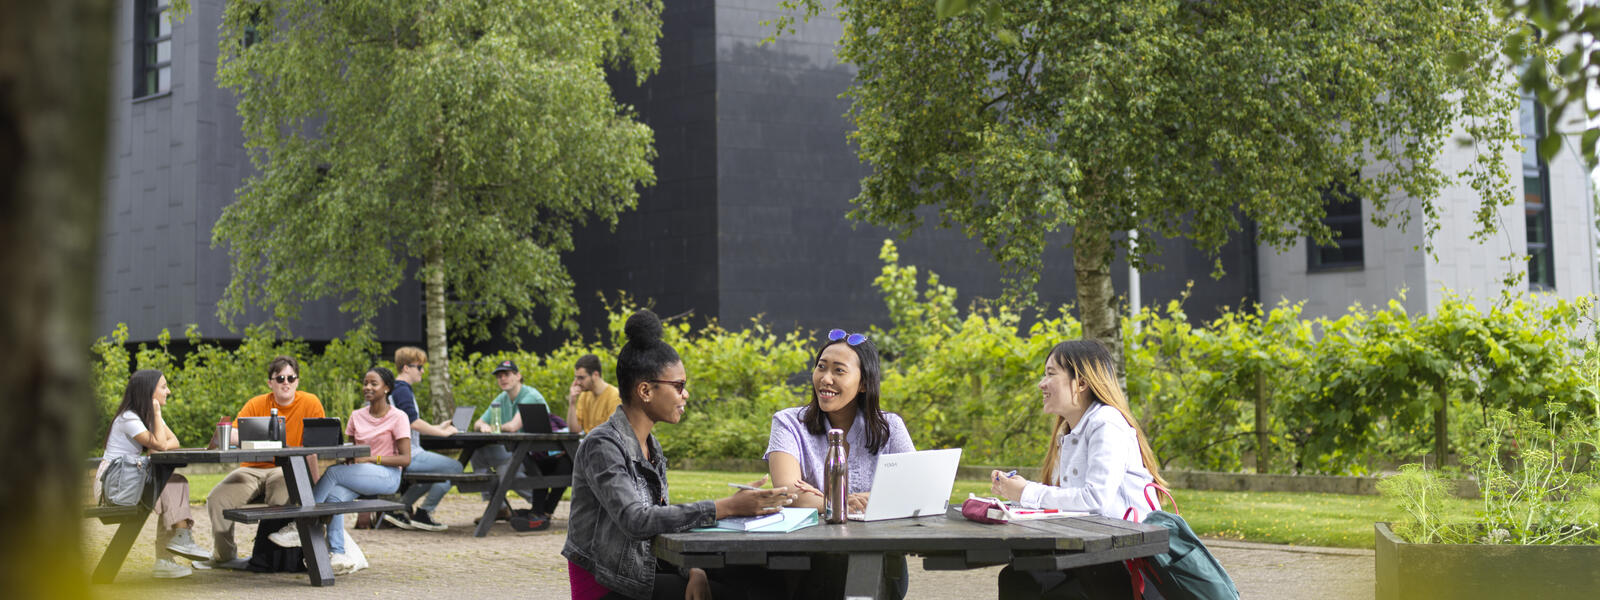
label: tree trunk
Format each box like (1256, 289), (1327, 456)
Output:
(1255, 370), (1271, 474)
(425, 247), (454, 420)
(0, 1), (114, 596)
(1073, 223), (1123, 370)
(1433, 381), (1449, 468)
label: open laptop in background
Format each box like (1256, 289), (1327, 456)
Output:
(848, 448), (963, 521)
(516, 403), (553, 434)
(450, 406), (476, 432)
(300, 417), (342, 447)
(236, 416), (272, 442)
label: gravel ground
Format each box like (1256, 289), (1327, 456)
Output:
(83, 495), (1374, 599)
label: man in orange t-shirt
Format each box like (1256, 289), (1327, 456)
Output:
(200, 355), (325, 567)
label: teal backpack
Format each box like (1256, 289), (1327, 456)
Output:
(1124, 484), (1240, 600)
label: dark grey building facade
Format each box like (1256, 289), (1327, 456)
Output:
(99, 0), (1254, 348)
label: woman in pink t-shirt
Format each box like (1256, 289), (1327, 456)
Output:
(273, 366), (411, 574)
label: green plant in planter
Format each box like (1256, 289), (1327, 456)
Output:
(1379, 403), (1600, 545)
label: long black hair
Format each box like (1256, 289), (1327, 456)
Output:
(615, 309), (680, 404)
(108, 370), (164, 446)
(801, 336), (893, 454)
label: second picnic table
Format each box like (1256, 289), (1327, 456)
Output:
(417, 431), (582, 537)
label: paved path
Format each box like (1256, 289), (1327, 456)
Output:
(83, 495), (1373, 599)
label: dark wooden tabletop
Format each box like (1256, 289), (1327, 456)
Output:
(148, 445), (371, 464)
(656, 512), (1166, 561)
(418, 432), (581, 449)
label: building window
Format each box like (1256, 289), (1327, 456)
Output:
(1307, 181), (1364, 272)
(135, 0), (172, 98)
(1521, 95), (1556, 290)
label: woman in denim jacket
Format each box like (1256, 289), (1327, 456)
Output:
(562, 309), (794, 600)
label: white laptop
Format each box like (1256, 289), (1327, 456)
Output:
(450, 406), (476, 432)
(848, 448), (963, 521)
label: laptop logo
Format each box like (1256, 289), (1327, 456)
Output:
(883, 461), (897, 468)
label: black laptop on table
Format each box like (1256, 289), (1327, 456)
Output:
(516, 403), (553, 434)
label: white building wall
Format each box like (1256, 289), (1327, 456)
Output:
(1256, 184), (1427, 321)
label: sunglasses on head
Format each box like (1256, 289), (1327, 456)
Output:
(271, 375), (299, 384)
(828, 328), (868, 346)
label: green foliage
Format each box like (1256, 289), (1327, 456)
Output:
(211, 0), (663, 342)
(774, 0), (1518, 326)
(1493, 0), (1600, 165)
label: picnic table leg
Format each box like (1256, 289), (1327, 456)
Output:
(843, 552), (886, 600)
(90, 463), (177, 583)
(473, 441), (533, 537)
(278, 455), (334, 586)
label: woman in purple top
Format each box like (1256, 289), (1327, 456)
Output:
(765, 328), (915, 514)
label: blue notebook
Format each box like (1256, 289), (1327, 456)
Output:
(692, 507), (819, 534)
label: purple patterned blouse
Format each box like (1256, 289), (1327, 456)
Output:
(764, 406), (915, 494)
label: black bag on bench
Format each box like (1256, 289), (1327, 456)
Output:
(247, 519), (306, 573)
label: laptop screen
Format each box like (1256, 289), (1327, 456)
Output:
(236, 416), (272, 442)
(517, 403), (553, 434)
(450, 406), (476, 432)
(300, 417), (342, 447)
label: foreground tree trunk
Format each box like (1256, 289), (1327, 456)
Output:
(1433, 382), (1449, 468)
(425, 247), (455, 420)
(0, 1), (114, 597)
(1073, 223), (1123, 371)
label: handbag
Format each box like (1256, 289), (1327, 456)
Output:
(959, 494), (1010, 524)
(99, 454), (152, 507)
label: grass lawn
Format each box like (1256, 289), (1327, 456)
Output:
(179, 469), (1473, 550)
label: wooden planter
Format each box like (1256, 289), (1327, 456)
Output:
(1375, 522), (1600, 600)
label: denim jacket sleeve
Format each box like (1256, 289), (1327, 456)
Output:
(583, 434), (716, 538)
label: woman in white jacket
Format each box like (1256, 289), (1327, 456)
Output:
(989, 339), (1167, 598)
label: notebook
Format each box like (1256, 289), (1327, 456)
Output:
(300, 417), (342, 448)
(450, 406), (476, 432)
(692, 507), (819, 534)
(516, 403), (553, 434)
(847, 448), (963, 522)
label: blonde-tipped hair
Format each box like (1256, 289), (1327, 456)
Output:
(1038, 340), (1167, 488)
(395, 346), (427, 369)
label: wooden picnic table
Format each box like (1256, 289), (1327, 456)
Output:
(89, 445), (384, 587)
(655, 510), (1169, 600)
(417, 432), (582, 537)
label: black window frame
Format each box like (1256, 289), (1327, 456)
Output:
(134, 0), (173, 99)
(1521, 95), (1556, 291)
(1306, 181), (1365, 272)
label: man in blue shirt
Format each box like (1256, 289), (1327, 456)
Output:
(381, 347), (463, 531)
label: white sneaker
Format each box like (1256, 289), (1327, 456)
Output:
(329, 552), (361, 575)
(164, 528), (211, 562)
(267, 526), (302, 548)
(152, 557), (193, 579)
(191, 557), (250, 570)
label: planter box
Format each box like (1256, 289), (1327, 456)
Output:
(1375, 522), (1600, 600)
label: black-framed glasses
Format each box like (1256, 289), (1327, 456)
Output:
(828, 328), (868, 346)
(649, 379), (688, 394)
(271, 375), (299, 384)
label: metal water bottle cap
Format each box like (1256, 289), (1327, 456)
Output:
(827, 428), (844, 444)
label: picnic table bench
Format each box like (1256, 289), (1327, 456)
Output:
(656, 509), (1168, 600)
(417, 432), (581, 537)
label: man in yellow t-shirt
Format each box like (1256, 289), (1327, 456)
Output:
(565, 354), (620, 435)
(200, 355), (325, 567)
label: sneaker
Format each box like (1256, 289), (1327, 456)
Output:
(509, 512), (551, 532)
(164, 528), (210, 562)
(410, 509), (447, 532)
(381, 511), (417, 530)
(152, 557), (193, 579)
(329, 552), (361, 575)
(192, 557), (250, 571)
(267, 526), (302, 548)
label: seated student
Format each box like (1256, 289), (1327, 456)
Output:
(766, 328), (915, 598)
(989, 340), (1167, 598)
(566, 353), (622, 435)
(382, 346), (463, 532)
(563, 309), (795, 600)
(469, 359), (548, 522)
(270, 366), (411, 574)
(98, 370), (211, 578)
(202, 355), (325, 569)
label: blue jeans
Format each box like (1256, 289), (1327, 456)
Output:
(314, 463), (400, 554)
(399, 447), (462, 513)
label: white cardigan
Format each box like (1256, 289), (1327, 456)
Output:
(1019, 402), (1156, 520)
